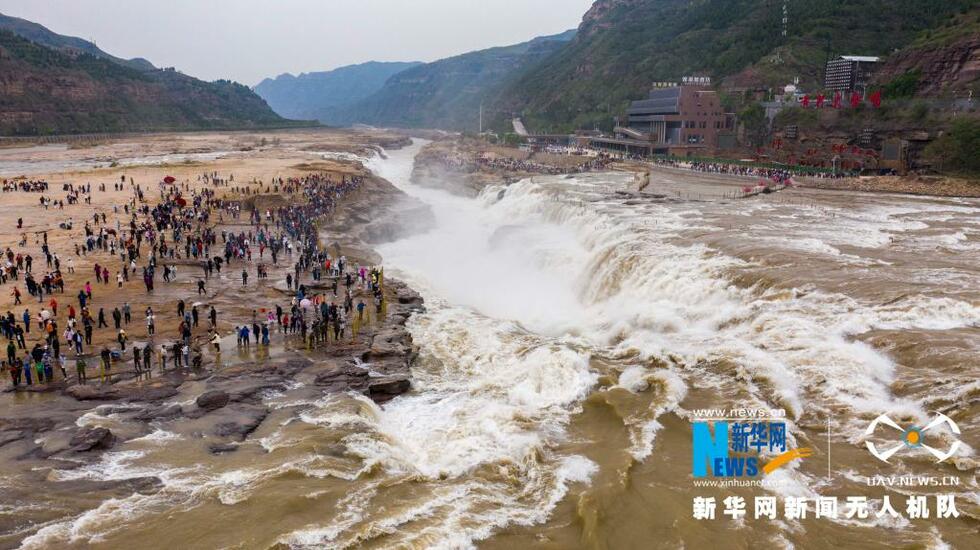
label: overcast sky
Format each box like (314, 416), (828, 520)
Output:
(0, 0), (593, 85)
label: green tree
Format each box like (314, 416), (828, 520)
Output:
(739, 103), (768, 147)
(924, 118), (980, 174)
(884, 70), (922, 99)
(502, 133), (525, 147)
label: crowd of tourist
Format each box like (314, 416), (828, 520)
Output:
(2, 179), (50, 192)
(2, 170), (389, 389)
(648, 157), (849, 181)
(430, 151), (613, 176)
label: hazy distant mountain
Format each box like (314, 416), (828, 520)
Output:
(254, 61), (423, 122)
(0, 16), (308, 136)
(328, 30), (576, 131)
(0, 12), (155, 71)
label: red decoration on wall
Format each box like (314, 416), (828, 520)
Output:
(869, 90), (882, 108)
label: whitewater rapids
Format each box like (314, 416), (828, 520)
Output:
(17, 140), (978, 550)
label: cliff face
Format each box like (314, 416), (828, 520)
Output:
(0, 28), (304, 136)
(874, 5), (980, 98)
(578, 0), (642, 37)
(878, 37), (980, 95)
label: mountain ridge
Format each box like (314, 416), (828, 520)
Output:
(254, 61), (423, 122)
(0, 15), (309, 136)
(0, 12), (155, 71)
(313, 29), (577, 130)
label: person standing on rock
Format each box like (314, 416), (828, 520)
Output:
(75, 353), (87, 385)
(112, 307), (122, 330)
(143, 346), (151, 376)
(56, 350), (67, 381)
(210, 331), (221, 354)
(31, 344), (45, 383)
(117, 329), (128, 351)
(6, 340), (16, 367)
(99, 346), (111, 384)
(146, 311), (155, 336)
(240, 325), (250, 349)
(7, 358), (21, 386)
(22, 356), (32, 386)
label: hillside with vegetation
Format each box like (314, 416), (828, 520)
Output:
(254, 61), (423, 123)
(329, 30), (576, 131)
(872, 7), (980, 97)
(0, 18), (308, 136)
(0, 12), (155, 71)
(491, 0), (979, 132)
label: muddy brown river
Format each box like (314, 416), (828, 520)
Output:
(2, 141), (977, 549)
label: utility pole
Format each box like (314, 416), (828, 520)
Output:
(479, 102), (484, 134)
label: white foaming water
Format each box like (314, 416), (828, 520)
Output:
(29, 142), (976, 548)
(359, 140), (977, 545)
(129, 428), (183, 444)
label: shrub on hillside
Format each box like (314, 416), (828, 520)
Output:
(924, 118), (980, 174)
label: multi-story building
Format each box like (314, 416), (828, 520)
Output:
(592, 80), (733, 156)
(824, 55), (880, 94)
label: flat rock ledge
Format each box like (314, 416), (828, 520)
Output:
(0, 277), (425, 462)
